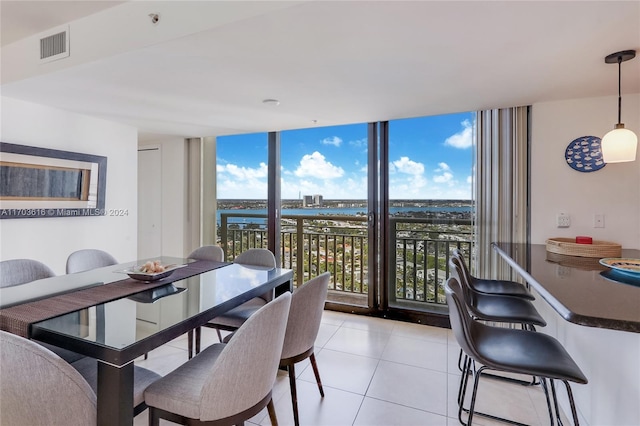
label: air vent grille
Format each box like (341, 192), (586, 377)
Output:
(39, 26), (70, 63)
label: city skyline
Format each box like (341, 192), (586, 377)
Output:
(217, 112), (474, 200)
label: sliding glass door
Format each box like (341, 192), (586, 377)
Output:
(280, 124), (372, 309)
(212, 112), (475, 319)
(383, 113), (475, 315)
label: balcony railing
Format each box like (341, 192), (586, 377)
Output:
(219, 212), (473, 307)
(389, 217), (473, 305)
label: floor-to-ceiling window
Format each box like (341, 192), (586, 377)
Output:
(215, 132), (269, 260)
(280, 124), (371, 307)
(384, 113), (474, 315)
(213, 112), (475, 320)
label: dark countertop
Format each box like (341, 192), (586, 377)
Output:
(493, 242), (640, 333)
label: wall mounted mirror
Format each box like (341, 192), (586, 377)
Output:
(0, 142), (107, 219)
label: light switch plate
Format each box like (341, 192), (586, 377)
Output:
(557, 213), (571, 228)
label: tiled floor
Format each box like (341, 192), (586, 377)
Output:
(134, 311), (552, 426)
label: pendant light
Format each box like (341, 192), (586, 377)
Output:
(601, 50), (637, 163)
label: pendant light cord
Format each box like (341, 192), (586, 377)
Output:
(617, 55), (622, 125)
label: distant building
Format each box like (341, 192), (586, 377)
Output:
(302, 194), (323, 207)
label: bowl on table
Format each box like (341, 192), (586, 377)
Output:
(122, 263), (186, 282)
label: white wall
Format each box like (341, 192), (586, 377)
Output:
(138, 137), (188, 258)
(531, 94), (640, 249)
(530, 93), (640, 425)
(0, 97), (138, 274)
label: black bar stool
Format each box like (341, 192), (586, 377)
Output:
(452, 248), (534, 300)
(449, 257), (545, 329)
(446, 277), (587, 426)
(449, 257), (546, 385)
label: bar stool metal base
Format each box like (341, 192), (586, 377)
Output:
(457, 357), (579, 426)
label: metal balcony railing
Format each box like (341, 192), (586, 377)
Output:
(389, 217), (473, 305)
(219, 212), (473, 307)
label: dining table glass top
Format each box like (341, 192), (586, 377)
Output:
(31, 260), (290, 351)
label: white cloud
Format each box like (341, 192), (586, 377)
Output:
(349, 138), (367, 149)
(466, 176), (473, 184)
(436, 162), (451, 172)
(392, 157), (424, 175)
(217, 162), (268, 179)
(294, 151), (344, 179)
(321, 136), (342, 147)
(444, 119), (474, 149)
(216, 162), (270, 198)
(281, 174), (368, 199)
(433, 172), (453, 183)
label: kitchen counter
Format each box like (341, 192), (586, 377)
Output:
(493, 242), (640, 425)
(492, 242), (640, 333)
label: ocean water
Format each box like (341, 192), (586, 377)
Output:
(217, 205), (472, 225)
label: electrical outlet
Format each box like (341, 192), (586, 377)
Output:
(594, 214), (605, 228)
(556, 265), (571, 278)
(556, 212), (571, 228)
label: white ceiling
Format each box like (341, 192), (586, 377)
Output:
(1, 1), (639, 141)
(0, 1), (125, 46)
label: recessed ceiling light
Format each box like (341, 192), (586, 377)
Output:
(311, 120), (318, 124)
(262, 99), (280, 106)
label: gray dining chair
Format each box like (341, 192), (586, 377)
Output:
(144, 292), (292, 426)
(69, 357), (161, 416)
(0, 329), (96, 426)
(0, 258), (55, 288)
(66, 249), (118, 274)
(195, 248), (276, 353)
(0, 330), (161, 425)
(0, 258), (87, 363)
(188, 245), (224, 262)
(185, 245), (225, 358)
(280, 272), (330, 426)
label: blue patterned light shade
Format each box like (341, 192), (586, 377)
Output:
(601, 124), (637, 163)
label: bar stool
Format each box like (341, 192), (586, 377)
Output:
(449, 258), (545, 330)
(452, 248), (534, 300)
(445, 277), (587, 426)
(449, 258), (546, 384)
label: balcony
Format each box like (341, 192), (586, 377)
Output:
(218, 213), (474, 309)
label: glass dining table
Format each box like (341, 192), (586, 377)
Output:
(2, 257), (293, 426)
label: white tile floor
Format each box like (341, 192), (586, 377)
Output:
(134, 311), (554, 426)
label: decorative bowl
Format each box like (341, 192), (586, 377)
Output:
(121, 264), (185, 282)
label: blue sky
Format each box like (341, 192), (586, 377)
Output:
(217, 112), (474, 200)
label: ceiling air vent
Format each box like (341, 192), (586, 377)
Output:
(39, 26), (70, 63)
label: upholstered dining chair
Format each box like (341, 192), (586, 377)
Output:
(66, 249), (118, 274)
(0, 258), (87, 363)
(445, 277), (587, 426)
(195, 248), (276, 353)
(0, 258), (55, 288)
(0, 330), (160, 425)
(188, 245), (224, 262)
(0, 330), (96, 426)
(144, 292), (292, 426)
(280, 272), (329, 426)
(69, 357), (161, 417)
(185, 245), (225, 358)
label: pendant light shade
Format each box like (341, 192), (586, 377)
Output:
(602, 125), (638, 163)
(601, 50), (637, 163)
